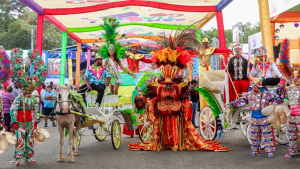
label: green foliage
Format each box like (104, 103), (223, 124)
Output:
(0, 0), (25, 31)
(201, 21), (261, 48)
(0, 7), (76, 50)
(119, 108), (139, 125)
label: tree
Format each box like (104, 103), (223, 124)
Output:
(0, 0), (25, 32)
(0, 8), (76, 50)
(201, 21), (261, 48)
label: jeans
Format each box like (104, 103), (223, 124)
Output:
(192, 102), (198, 126)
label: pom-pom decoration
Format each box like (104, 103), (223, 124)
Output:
(278, 38), (294, 78)
(0, 46), (13, 84)
(10, 48), (47, 94)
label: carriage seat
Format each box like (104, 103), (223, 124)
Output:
(266, 85), (277, 91)
(86, 90), (125, 107)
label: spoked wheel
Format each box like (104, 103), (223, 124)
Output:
(239, 111), (251, 137)
(246, 124), (265, 148)
(274, 125), (289, 145)
(138, 115), (151, 141)
(93, 123), (108, 141)
(111, 120), (121, 150)
(199, 106), (217, 141)
(73, 129), (81, 148)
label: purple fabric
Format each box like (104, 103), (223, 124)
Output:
(82, 43), (91, 49)
(216, 0), (233, 11)
(4, 113), (11, 126)
(19, 0), (44, 14)
(2, 93), (15, 114)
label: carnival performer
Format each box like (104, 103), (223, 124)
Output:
(94, 17), (137, 95)
(198, 38), (231, 110)
(10, 48), (48, 166)
(276, 38), (300, 158)
(128, 28), (229, 152)
(229, 49), (283, 158)
(225, 40), (252, 102)
(251, 46), (282, 90)
(78, 55), (111, 108)
(125, 43), (153, 73)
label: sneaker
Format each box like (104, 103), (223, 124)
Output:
(16, 159), (21, 166)
(26, 158), (36, 163)
(250, 152), (261, 156)
(268, 153), (274, 158)
(95, 102), (100, 108)
(52, 123), (57, 127)
(44, 123), (47, 127)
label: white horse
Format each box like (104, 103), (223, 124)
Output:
(56, 85), (82, 163)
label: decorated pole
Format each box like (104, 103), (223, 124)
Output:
(36, 14), (44, 56)
(87, 49), (91, 68)
(75, 43), (81, 88)
(59, 32), (67, 85)
(216, 11), (227, 67)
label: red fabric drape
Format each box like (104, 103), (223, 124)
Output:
(36, 14), (44, 55)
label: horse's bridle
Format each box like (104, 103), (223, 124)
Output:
(56, 94), (72, 114)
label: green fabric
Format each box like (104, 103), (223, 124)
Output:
(68, 23), (197, 32)
(196, 87), (223, 118)
(60, 32), (67, 85)
(70, 90), (85, 111)
(119, 109), (138, 125)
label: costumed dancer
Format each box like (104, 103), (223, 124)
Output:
(276, 38), (300, 158)
(228, 48), (283, 157)
(225, 40), (252, 102)
(125, 43), (153, 73)
(95, 17), (137, 95)
(198, 38), (231, 110)
(10, 48), (48, 166)
(251, 47), (282, 90)
(128, 27), (229, 151)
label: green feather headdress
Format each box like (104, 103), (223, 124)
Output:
(94, 17), (126, 59)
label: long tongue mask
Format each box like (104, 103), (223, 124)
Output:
(247, 47), (266, 91)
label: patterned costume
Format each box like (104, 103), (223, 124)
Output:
(10, 95), (39, 160)
(128, 28), (229, 152)
(277, 39), (300, 157)
(10, 48), (47, 165)
(230, 46), (283, 157)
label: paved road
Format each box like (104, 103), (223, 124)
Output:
(1, 121), (300, 169)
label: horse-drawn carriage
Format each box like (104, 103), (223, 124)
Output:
(197, 70), (289, 145)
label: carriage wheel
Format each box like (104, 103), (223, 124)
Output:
(138, 125), (151, 142)
(111, 120), (121, 150)
(93, 123), (108, 141)
(246, 124), (265, 148)
(73, 130), (81, 148)
(199, 106), (217, 141)
(239, 111), (251, 137)
(274, 125), (289, 145)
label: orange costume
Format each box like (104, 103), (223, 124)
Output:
(128, 32), (229, 151)
(125, 44), (152, 73)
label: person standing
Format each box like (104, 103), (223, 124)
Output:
(11, 84), (20, 98)
(250, 46), (282, 90)
(79, 55), (111, 108)
(225, 40), (252, 102)
(40, 85), (46, 115)
(43, 86), (56, 127)
(2, 85), (15, 133)
(190, 80), (199, 128)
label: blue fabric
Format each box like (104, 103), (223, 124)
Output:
(43, 91), (56, 108)
(192, 102), (198, 126)
(29, 64), (34, 75)
(251, 110), (267, 118)
(84, 65), (111, 85)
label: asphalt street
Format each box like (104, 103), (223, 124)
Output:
(1, 118), (300, 169)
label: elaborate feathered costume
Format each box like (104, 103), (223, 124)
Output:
(94, 17), (134, 86)
(10, 48), (48, 166)
(128, 26), (229, 151)
(229, 46), (284, 157)
(277, 38), (300, 158)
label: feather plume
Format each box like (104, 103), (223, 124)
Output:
(278, 38), (294, 78)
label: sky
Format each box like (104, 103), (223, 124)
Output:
(202, 0), (261, 30)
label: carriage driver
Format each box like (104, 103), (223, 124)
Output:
(79, 55), (111, 108)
